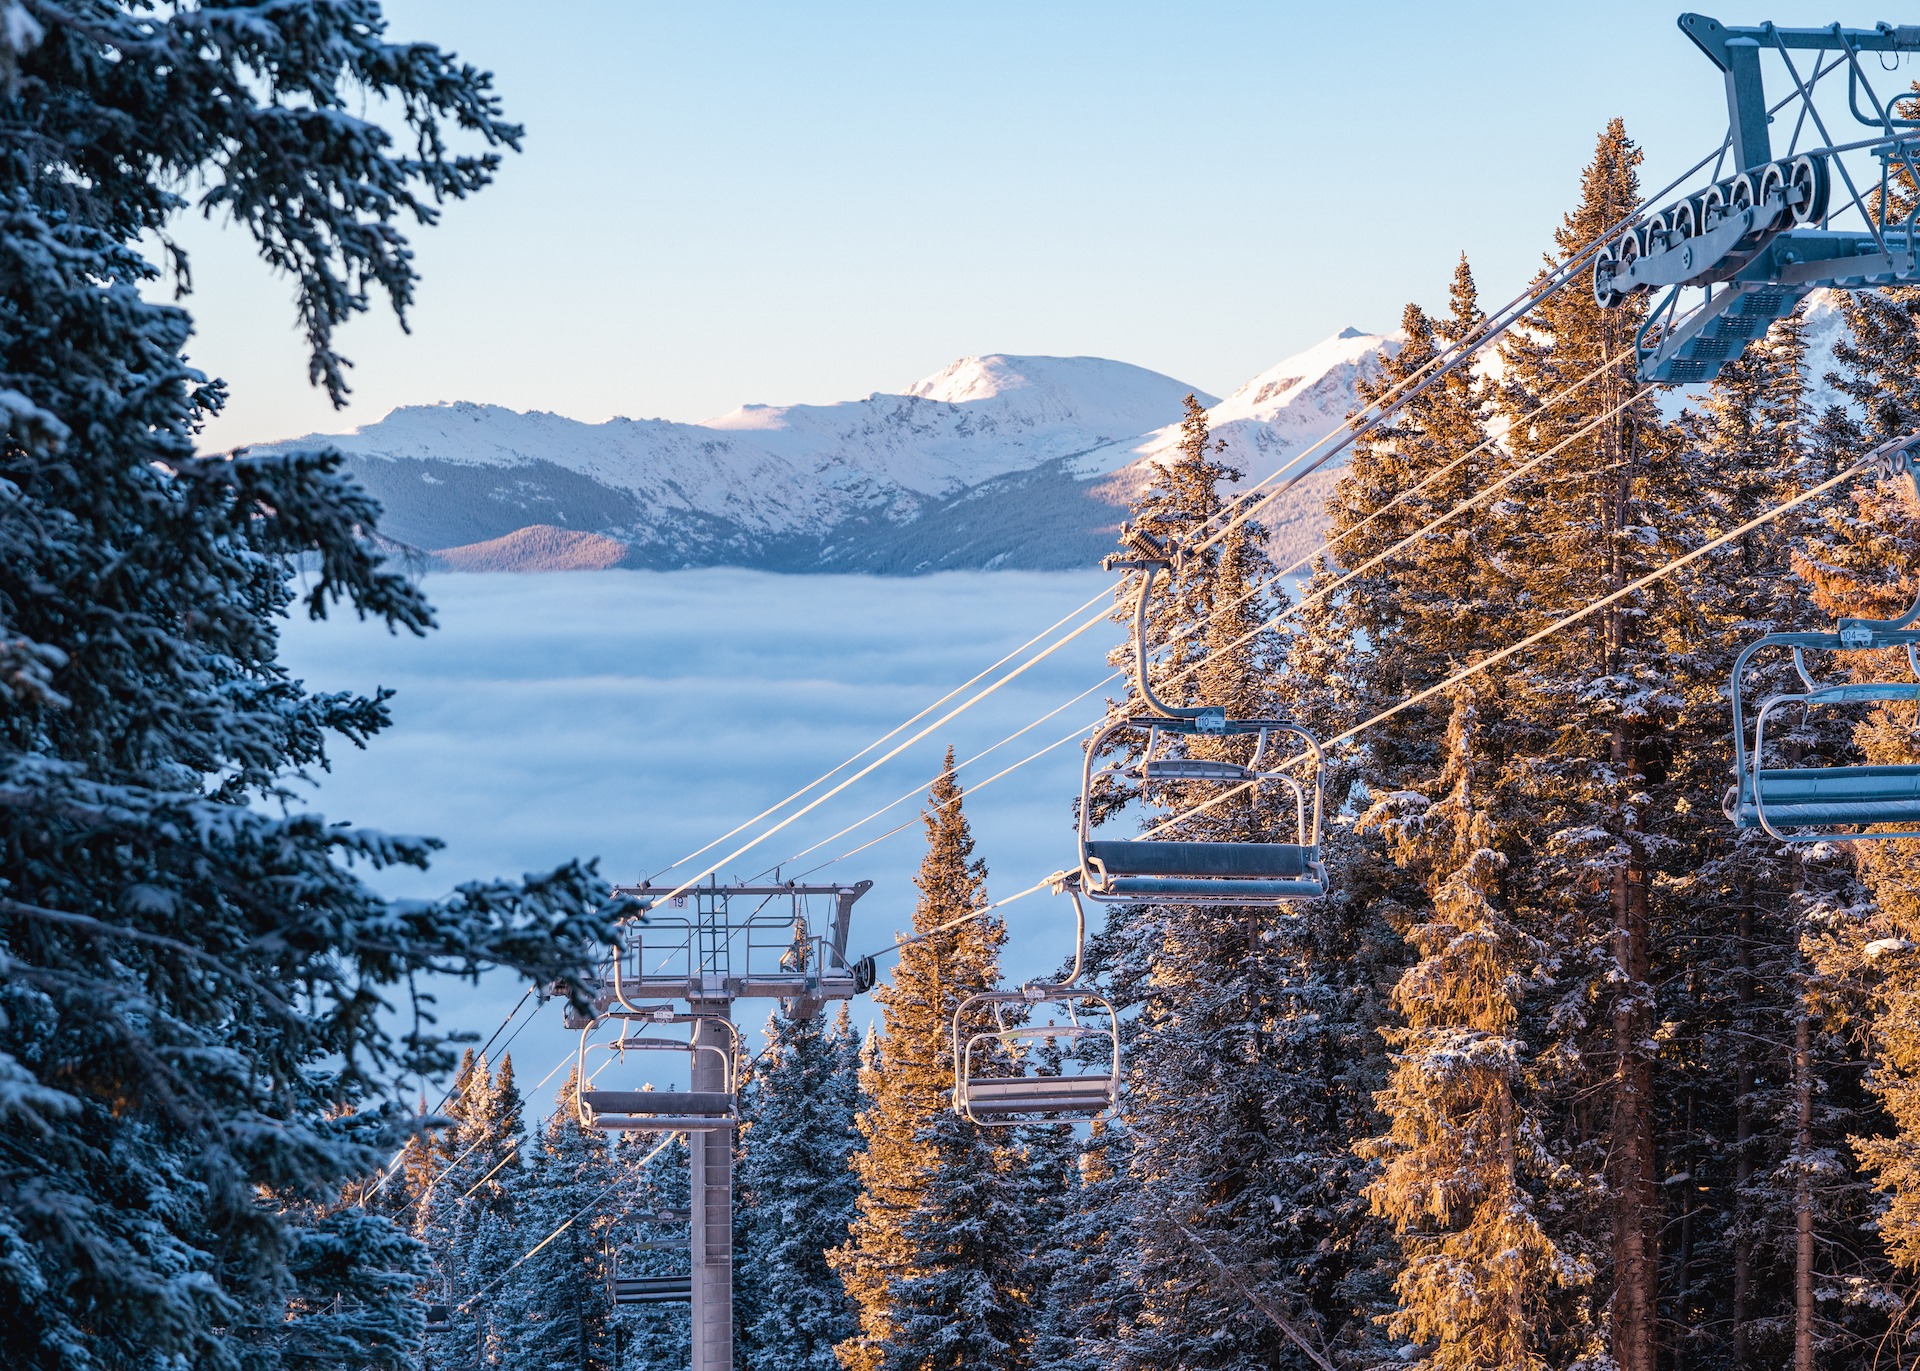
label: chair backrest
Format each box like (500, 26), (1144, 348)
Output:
(573, 1016), (738, 1131)
(1728, 567), (1920, 842)
(951, 985), (1120, 1127)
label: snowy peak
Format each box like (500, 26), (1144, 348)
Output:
(1216, 328), (1397, 423)
(901, 354), (1216, 430)
(255, 335), (1399, 573)
(1093, 328), (1398, 484)
(904, 354), (1045, 403)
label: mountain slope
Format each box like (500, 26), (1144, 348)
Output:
(251, 335), (1392, 572)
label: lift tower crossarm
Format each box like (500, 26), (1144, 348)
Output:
(1680, 15), (1920, 171)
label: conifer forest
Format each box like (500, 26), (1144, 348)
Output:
(32, 2), (1920, 1370)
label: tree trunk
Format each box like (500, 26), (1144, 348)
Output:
(1602, 388), (1657, 1371)
(1733, 902), (1755, 1369)
(1610, 829), (1657, 1371)
(1795, 982), (1815, 1371)
(1676, 1086), (1696, 1371)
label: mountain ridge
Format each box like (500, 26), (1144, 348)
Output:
(258, 296), (1855, 575)
(260, 334), (1395, 572)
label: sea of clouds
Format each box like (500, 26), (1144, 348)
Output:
(279, 567), (1118, 1112)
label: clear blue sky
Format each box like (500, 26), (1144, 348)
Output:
(175, 0), (1895, 450)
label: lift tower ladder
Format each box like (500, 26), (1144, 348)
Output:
(570, 878), (873, 1371)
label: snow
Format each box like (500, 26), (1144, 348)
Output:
(251, 336), (1398, 551)
(1069, 328), (1399, 482)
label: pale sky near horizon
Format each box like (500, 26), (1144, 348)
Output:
(172, 0), (1901, 452)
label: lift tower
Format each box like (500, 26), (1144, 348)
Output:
(568, 879), (873, 1371)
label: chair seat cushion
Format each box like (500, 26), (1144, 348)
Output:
(1730, 765), (1920, 828)
(1086, 839), (1315, 878)
(961, 1076), (1116, 1115)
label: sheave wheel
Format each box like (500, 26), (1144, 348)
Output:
(1593, 239), (1624, 309)
(1758, 162), (1786, 215)
(1700, 183), (1727, 230)
(1614, 229), (1642, 291)
(1788, 154), (1828, 225)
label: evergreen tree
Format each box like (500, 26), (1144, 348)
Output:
(417, 1053), (527, 1368)
(1298, 140), (1895, 1368)
(0, 5), (614, 1367)
(1782, 278), (1920, 1357)
(1077, 395), (1391, 1369)
(1028, 1123), (1140, 1371)
(880, 1103), (1030, 1371)
(496, 1071), (627, 1371)
(1006, 1113), (1079, 1369)
(1487, 119), (1683, 1371)
(1649, 309), (1895, 1367)
(1301, 251), (1582, 1368)
(1358, 694), (1572, 1371)
(613, 1135), (694, 1370)
(738, 1004), (863, 1371)
(829, 752), (1025, 1371)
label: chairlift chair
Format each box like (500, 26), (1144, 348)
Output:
(573, 1019), (739, 1133)
(609, 1254), (692, 1306)
(950, 876), (1120, 1127)
(1078, 520), (1328, 905)
(1725, 435), (1920, 843)
(422, 1275), (454, 1334)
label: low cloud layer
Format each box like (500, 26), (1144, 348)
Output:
(279, 567), (1117, 1104)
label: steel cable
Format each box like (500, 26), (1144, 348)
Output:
(630, 139), (1719, 904)
(851, 454), (1869, 961)
(768, 357), (1638, 892)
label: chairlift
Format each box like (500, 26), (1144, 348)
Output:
(610, 1254), (693, 1306)
(573, 1018), (739, 1133)
(1077, 520), (1328, 905)
(423, 1275), (454, 1334)
(950, 875), (1120, 1127)
(1725, 435), (1920, 843)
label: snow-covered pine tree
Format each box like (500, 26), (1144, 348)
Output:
(0, 6), (616, 1367)
(1296, 252), (1586, 1367)
(829, 751), (1024, 1371)
(880, 1091), (1031, 1371)
(1648, 308), (1894, 1365)
(1358, 693), (1569, 1371)
(417, 1053), (527, 1367)
(1779, 273), (1920, 1356)
(1490, 119), (1683, 1371)
(1003, 1109), (1078, 1371)
(737, 1004), (862, 1371)
(613, 1134), (694, 1369)
(495, 1070), (628, 1371)
(1079, 395), (1389, 1368)
(1470, 127), (1876, 1369)
(1027, 1122), (1140, 1371)
(1311, 256), (1507, 785)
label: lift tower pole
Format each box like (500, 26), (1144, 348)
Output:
(570, 879), (875, 1371)
(688, 1002), (733, 1371)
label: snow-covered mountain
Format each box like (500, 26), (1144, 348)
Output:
(265, 299), (1856, 575)
(257, 333), (1395, 573)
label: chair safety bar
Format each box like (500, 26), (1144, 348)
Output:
(1726, 557), (1920, 843)
(574, 1019), (739, 1132)
(950, 984), (1120, 1128)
